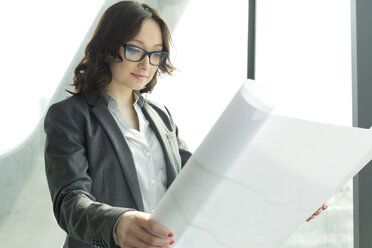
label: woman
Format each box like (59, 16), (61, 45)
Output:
(44, 1), (191, 247)
(45, 1), (326, 248)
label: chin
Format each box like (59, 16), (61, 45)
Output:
(135, 83), (149, 91)
(135, 85), (146, 91)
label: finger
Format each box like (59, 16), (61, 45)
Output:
(118, 222), (151, 248)
(118, 231), (140, 248)
(322, 204), (328, 210)
(120, 233), (157, 248)
(122, 245), (136, 248)
(133, 225), (173, 247)
(133, 237), (170, 248)
(313, 209), (321, 216)
(138, 218), (173, 238)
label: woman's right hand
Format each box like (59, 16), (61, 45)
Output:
(115, 211), (174, 248)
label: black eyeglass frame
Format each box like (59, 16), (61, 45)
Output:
(123, 44), (168, 66)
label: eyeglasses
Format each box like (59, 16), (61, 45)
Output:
(123, 44), (168, 66)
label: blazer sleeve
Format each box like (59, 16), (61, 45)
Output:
(44, 103), (131, 248)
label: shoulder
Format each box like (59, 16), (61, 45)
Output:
(45, 94), (90, 127)
(47, 94), (89, 116)
(49, 94), (87, 111)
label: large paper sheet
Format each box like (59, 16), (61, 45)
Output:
(151, 80), (372, 248)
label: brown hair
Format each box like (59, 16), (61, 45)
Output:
(71, 1), (175, 94)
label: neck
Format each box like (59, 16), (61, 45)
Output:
(104, 82), (136, 109)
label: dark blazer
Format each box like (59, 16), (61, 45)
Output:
(44, 91), (191, 248)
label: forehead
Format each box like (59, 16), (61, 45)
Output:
(130, 19), (163, 49)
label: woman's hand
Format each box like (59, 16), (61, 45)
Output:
(306, 203), (328, 222)
(115, 211), (174, 248)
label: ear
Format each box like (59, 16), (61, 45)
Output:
(116, 46), (125, 62)
(116, 56), (123, 63)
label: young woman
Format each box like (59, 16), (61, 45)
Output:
(44, 2), (326, 248)
(44, 1), (191, 248)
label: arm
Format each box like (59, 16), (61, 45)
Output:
(44, 103), (129, 247)
(45, 103), (175, 248)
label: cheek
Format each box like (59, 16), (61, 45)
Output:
(111, 62), (129, 78)
(110, 63), (120, 77)
(146, 69), (158, 84)
(149, 67), (158, 78)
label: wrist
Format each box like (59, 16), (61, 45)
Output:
(113, 209), (136, 245)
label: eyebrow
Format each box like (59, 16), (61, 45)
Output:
(131, 39), (163, 48)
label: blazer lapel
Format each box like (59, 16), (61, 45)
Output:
(84, 91), (144, 211)
(142, 103), (177, 187)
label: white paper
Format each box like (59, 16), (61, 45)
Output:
(151, 80), (372, 248)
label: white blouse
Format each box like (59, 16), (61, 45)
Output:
(102, 91), (167, 213)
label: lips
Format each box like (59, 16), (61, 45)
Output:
(131, 73), (148, 80)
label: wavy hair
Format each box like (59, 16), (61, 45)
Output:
(70, 1), (175, 94)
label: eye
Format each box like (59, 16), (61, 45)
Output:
(152, 52), (161, 58)
(126, 45), (142, 54)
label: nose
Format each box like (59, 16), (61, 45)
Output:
(138, 54), (151, 69)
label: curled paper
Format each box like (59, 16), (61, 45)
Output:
(152, 79), (372, 248)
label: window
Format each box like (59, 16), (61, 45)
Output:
(0, 0), (103, 155)
(255, 1), (352, 247)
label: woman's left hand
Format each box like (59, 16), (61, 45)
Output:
(306, 203), (328, 222)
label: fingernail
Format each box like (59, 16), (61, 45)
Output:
(168, 232), (174, 237)
(322, 205), (328, 210)
(170, 240), (175, 245)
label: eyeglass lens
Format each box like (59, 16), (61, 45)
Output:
(124, 45), (167, 65)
